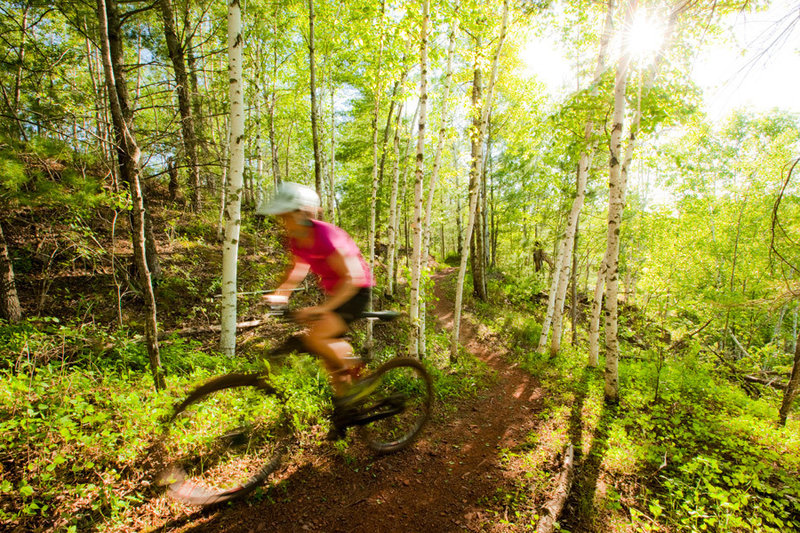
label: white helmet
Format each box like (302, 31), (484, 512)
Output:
(257, 182), (320, 215)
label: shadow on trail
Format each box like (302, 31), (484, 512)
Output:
(568, 366), (593, 461)
(563, 393), (618, 532)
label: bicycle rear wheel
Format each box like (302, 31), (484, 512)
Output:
(357, 357), (433, 454)
(156, 373), (291, 505)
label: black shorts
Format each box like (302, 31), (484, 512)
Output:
(333, 286), (371, 324)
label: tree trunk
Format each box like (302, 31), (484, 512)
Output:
(308, 0), (323, 197)
(385, 100), (405, 298)
(779, 332), (800, 426)
(570, 221), (579, 345)
(375, 75), (405, 227)
(540, 0), (615, 356)
(409, 0), (429, 358)
(159, 0), (201, 212)
(602, 0), (637, 403)
(184, 6), (207, 195)
(0, 222), (22, 324)
(419, 15), (458, 357)
(97, 0), (164, 390)
(451, 0), (508, 359)
(366, 1), (386, 357)
(327, 84), (336, 221)
(468, 61), (484, 301)
(588, 262), (606, 367)
(220, 0), (245, 357)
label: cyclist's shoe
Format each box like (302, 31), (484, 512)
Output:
(328, 402), (354, 441)
(332, 369), (375, 409)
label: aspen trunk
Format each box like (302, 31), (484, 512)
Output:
(588, 262), (606, 367)
(540, 0), (615, 356)
(327, 84), (336, 221)
(419, 16), (458, 358)
(385, 101), (405, 297)
(451, 0), (508, 359)
(408, 0), (429, 358)
(602, 0), (637, 403)
(220, 0), (245, 357)
(0, 222), (22, 323)
(97, 0), (164, 390)
(308, 0), (323, 197)
(387, 100), (419, 298)
(366, 2), (386, 356)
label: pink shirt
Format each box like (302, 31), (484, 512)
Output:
(289, 220), (374, 294)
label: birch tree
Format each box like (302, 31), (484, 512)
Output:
(220, 0), (245, 357)
(366, 1), (386, 355)
(451, 0), (509, 359)
(96, 0), (164, 389)
(386, 99), (419, 298)
(419, 12), (459, 357)
(409, 0), (429, 358)
(601, 0), (639, 402)
(308, 0), (323, 197)
(539, 0), (616, 356)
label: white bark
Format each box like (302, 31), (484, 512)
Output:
(387, 100), (419, 297)
(540, 0), (616, 356)
(328, 84), (336, 221)
(419, 16), (458, 358)
(602, 0), (638, 402)
(451, 0), (509, 358)
(220, 0), (245, 357)
(588, 262), (606, 367)
(409, 0), (429, 358)
(366, 6), (385, 356)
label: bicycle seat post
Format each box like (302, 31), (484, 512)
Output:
(364, 316), (379, 359)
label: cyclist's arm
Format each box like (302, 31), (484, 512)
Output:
(319, 252), (364, 312)
(273, 257), (310, 298)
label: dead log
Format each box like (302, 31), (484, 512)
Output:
(536, 443), (575, 533)
(742, 374), (787, 390)
(159, 320), (264, 339)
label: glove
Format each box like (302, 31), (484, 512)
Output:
(263, 293), (289, 307)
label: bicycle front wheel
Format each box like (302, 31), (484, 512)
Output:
(156, 373), (291, 505)
(357, 357), (433, 454)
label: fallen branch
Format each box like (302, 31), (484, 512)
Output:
(158, 320), (264, 339)
(742, 374), (787, 390)
(536, 443), (575, 533)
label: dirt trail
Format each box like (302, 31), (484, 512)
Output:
(164, 269), (546, 532)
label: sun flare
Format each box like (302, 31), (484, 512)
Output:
(626, 9), (666, 63)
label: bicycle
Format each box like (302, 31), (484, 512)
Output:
(155, 307), (433, 506)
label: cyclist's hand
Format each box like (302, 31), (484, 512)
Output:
(294, 306), (325, 324)
(263, 293), (289, 309)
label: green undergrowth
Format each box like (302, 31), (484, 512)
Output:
(0, 313), (489, 532)
(491, 299), (800, 532)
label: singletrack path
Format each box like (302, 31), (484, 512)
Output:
(165, 269), (546, 533)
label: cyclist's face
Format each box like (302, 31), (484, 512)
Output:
(279, 211), (311, 238)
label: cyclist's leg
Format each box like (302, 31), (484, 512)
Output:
(302, 312), (359, 395)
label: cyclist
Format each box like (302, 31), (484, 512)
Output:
(258, 182), (374, 405)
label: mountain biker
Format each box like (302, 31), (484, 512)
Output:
(258, 182), (374, 405)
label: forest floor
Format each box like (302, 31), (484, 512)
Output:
(142, 268), (552, 533)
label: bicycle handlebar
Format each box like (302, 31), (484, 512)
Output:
(264, 305), (403, 323)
